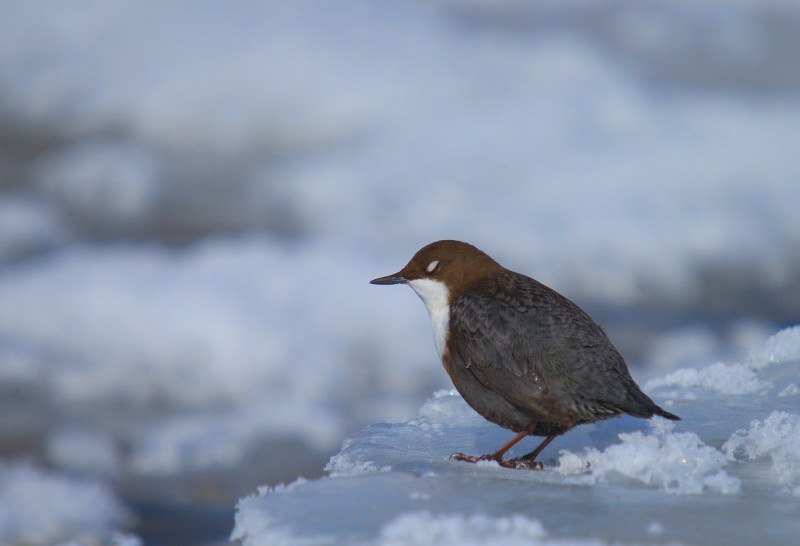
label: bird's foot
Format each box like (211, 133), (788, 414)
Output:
(449, 452), (487, 464)
(449, 452), (543, 470)
(498, 457), (543, 470)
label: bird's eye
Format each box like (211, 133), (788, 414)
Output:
(426, 260), (440, 274)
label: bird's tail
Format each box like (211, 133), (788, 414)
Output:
(653, 406), (680, 421)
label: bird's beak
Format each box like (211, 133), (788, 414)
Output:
(370, 272), (407, 285)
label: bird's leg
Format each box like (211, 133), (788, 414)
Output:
(450, 429), (528, 463)
(501, 435), (557, 470)
(450, 422), (546, 470)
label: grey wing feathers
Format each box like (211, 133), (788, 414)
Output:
(448, 291), (578, 426)
(450, 272), (672, 424)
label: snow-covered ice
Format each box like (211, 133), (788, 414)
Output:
(2, 1), (800, 480)
(0, 237), (442, 476)
(2, 1), (800, 302)
(2, 1), (800, 543)
(233, 326), (800, 545)
(0, 462), (131, 546)
(724, 411), (800, 496)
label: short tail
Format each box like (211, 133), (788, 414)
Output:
(653, 406), (680, 421)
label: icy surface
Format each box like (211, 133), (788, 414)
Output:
(378, 512), (552, 546)
(554, 420), (741, 495)
(723, 411), (800, 496)
(233, 326), (800, 546)
(0, 462), (129, 546)
(2, 1), (800, 302)
(0, 238), (441, 472)
(1, 0), (800, 480)
(2, 1), (800, 543)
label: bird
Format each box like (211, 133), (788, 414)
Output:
(371, 240), (679, 470)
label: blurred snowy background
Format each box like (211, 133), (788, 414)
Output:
(0, 1), (799, 544)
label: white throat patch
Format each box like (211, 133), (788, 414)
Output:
(407, 278), (450, 358)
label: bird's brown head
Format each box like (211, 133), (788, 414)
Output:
(370, 240), (502, 301)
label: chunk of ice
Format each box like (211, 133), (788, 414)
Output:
(555, 419), (741, 495)
(723, 411), (800, 495)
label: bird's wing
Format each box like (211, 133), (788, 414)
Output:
(448, 292), (580, 426)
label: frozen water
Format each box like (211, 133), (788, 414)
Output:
(110, 534), (145, 546)
(554, 420), (741, 495)
(322, 391), (740, 496)
(0, 237), (443, 472)
(46, 427), (121, 476)
(0, 197), (69, 261)
(0, 462), (130, 546)
(377, 512), (554, 546)
(723, 411), (800, 496)
(1, 1), (800, 481)
(2, 2), (800, 301)
(1, 1), (800, 543)
(644, 361), (768, 397)
(749, 325), (800, 366)
(233, 326), (800, 545)
(644, 326), (800, 403)
(32, 141), (161, 226)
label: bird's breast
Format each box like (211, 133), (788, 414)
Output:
(407, 278), (451, 359)
(427, 302), (450, 359)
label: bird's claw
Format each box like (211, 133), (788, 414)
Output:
(448, 452), (484, 463)
(498, 457), (543, 470)
(449, 452), (543, 470)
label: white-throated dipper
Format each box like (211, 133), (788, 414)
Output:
(371, 240), (679, 470)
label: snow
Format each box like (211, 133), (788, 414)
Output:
(643, 361), (768, 397)
(0, 198), (69, 262)
(378, 512), (552, 546)
(0, 462), (130, 546)
(0, 237), (439, 474)
(32, 141), (161, 226)
(1, 1), (800, 544)
(1, 5), (799, 474)
(46, 427), (121, 476)
(2, 2), (800, 301)
(233, 325), (800, 545)
(723, 411), (800, 496)
(749, 325), (800, 366)
(645, 326), (800, 399)
(554, 420), (741, 495)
